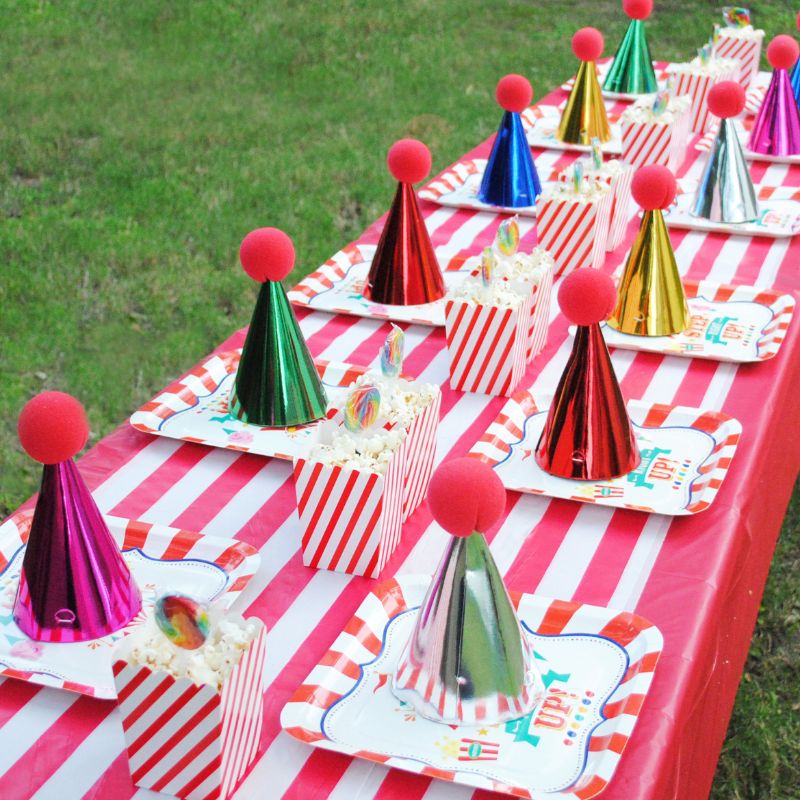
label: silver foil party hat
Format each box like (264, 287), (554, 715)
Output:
(692, 118), (759, 223)
(392, 531), (543, 725)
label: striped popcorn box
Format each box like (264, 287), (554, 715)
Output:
(400, 389), (441, 520)
(584, 161), (636, 251)
(524, 264), (553, 362)
(293, 438), (406, 577)
(669, 59), (740, 133)
(113, 621), (267, 800)
(444, 292), (532, 396)
(714, 28), (764, 92)
(536, 185), (613, 277)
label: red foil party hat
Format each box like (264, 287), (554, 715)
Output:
(535, 271), (640, 481)
(14, 393), (141, 642)
(364, 139), (446, 305)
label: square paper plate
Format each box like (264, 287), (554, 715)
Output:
(469, 392), (741, 515)
(281, 574), (662, 800)
(0, 511), (259, 698)
(695, 116), (799, 164)
(131, 353), (367, 459)
(418, 158), (539, 216)
(523, 105), (623, 155)
(665, 181), (800, 238)
(561, 60), (672, 102)
(596, 279), (795, 362)
(287, 243), (469, 325)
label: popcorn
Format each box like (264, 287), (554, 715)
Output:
(308, 425), (407, 474)
(352, 373), (438, 429)
(125, 612), (260, 691)
(496, 246), (553, 285)
(621, 94), (691, 125)
(450, 275), (527, 309)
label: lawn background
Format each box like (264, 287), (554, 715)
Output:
(1, 1), (798, 797)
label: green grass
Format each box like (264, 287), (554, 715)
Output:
(1, 1), (798, 796)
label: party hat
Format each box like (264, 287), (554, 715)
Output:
(393, 458), (543, 725)
(364, 139), (446, 305)
(748, 35), (800, 156)
(478, 74), (542, 208)
(791, 13), (800, 105)
(608, 164), (690, 336)
(558, 28), (612, 145)
(536, 271), (640, 481)
(692, 81), (759, 223)
(603, 0), (658, 94)
(14, 392), (141, 642)
(229, 228), (327, 427)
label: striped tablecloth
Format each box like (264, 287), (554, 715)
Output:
(2, 75), (799, 800)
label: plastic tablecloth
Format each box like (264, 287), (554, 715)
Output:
(1, 72), (799, 800)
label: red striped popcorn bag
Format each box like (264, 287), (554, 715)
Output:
(536, 180), (613, 277)
(669, 58), (740, 133)
(113, 616), (267, 800)
(620, 95), (691, 175)
(293, 409), (407, 577)
(714, 26), (764, 92)
(444, 284), (532, 397)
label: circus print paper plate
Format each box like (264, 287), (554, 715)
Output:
(523, 105), (623, 155)
(695, 118), (800, 164)
(665, 182), (800, 238)
(281, 574), (663, 800)
(287, 243), (469, 325)
(418, 158), (539, 216)
(595, 280), (795, 362)
(130, 353), (368, 460)
(0, 511), (259, 698)
(469, 393), (741, 515)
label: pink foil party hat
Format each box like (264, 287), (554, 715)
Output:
(748, 35), (800, 157)
(14, 393), (141, 642)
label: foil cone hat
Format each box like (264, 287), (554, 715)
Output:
(692, 118), (759, 223)
(393, 459), (543, 725)
(364, 181), (445, 305)
(748, 68), (800, 156)
(478, 111), (542, 208)
(229, 280), (327, 427)
(603, 19), (658, 94)
(15, 393), (141, 642)
(364, 139), (445, 305)
(535, 270), (640, 481)
(607, 210), (690, 336)
(558, 61), (612, 145)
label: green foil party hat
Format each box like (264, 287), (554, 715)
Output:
(604, 19), (658, 95)
(229, 228), (327, 427)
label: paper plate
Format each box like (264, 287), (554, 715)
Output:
(469, 393), (741, 515)
(287, 243), (470, 325)
(418, 158), (539, 216)
(523, 105), (623, 155)
(695, 118), (800, 165)
(595, 279), (795, 362)
(282, 574), (662, 800)
(0, 511), (259, 698)
(665, 181), (800, 238)
(131, 353), (368, 459)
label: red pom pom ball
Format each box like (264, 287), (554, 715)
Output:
(767, 34), (799, 70)
(239, 228), (295, 282)
(623, 0), (652, 20)
(427, 457), (506, 537)
(631, 164), (677, 210)
(558, 269), (617, 326)
(572, 27), (604, 61)
(387, 138), (432, 184)
(18, 391), (89, 465)
(707, 81), (746, 119)
(496, 74), (533, 112)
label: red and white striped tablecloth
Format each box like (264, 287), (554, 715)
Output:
(1, 77), (799, 800)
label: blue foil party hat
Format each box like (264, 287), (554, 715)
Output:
(478, 111), (541, 208)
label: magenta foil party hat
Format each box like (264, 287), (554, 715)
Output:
(748, 68), (800, 157)
(14, 459), (141, 642)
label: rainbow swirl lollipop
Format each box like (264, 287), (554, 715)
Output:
(652, 89), (670, 116)
(496, 215), (520, 257)
(380, 325), (405, 379)
(572, 160), (584, 193)
(154, 593), (210, 650)
(590, 137), (603, 169)
(480, 246), (494, 287)
(722, 6), (750, 28)
(343, 385), (380, 433)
